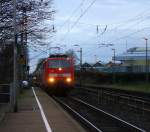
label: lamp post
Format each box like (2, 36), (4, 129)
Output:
(13, 0), (18, 112)
(112, 48), (116, 84)
(80, 48), (82, 70)
(112, 48), (116, 64)
(144, 38), (149, 83)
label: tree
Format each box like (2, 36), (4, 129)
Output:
(0, 0), (55, 81)
(0, 0), (55, 47)
(65, 49), (78, 64)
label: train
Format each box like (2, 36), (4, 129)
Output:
(33, 54), (75, 95)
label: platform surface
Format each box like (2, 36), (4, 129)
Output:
(0, 87), (86, 132)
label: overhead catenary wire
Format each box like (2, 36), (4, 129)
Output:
(29, 24), (150, 64)
(54, 1), (150, 47)
(60, 4), (150, 35)
(57, 7), (150, 31)
(107, 26), (150, 44)
(29, 0), (95, 70)
(80, 25), (150, 60)
(70, 0), (97, 30)
(58, 0), (86, 30)
(29, 4), (150, 71)
(30, 25), (150, 64)
(107, 14), (150, 34)
(59, 0), (97, 42)
(55, 4), (150, 49)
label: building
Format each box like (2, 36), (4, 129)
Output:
(92, 62), (104, 71)
(115, 47), (150, 73)
(82, 62), (92, 71)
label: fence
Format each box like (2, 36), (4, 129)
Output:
(0, 84), (11, 104)
(0, 44), (14, 112)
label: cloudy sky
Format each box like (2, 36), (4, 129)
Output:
(30, 0), (150, 71)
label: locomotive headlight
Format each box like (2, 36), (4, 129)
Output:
(48, 77), (55, 83)
(58, 68), (62, 71)
(66, 78), (71, 83)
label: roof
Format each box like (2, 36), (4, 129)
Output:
(82, 62), (92, 67)
(127, 47), (150, 52)
(93, 62), (103, 67)
(115, 47), (150, 61)
(49, 54), (69, 58)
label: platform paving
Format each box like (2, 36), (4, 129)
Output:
(0, 87), (86, 132)
(0, 104), (10, 122)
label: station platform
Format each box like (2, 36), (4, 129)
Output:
(0, 87), (86, 132)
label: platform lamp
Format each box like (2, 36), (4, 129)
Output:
(13, 0), (18, 112)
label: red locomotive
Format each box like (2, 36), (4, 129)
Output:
(34, 54), (74, 94)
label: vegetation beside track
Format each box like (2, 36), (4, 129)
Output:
(111, 83), (150, 93)
(75, 70), (150, 93)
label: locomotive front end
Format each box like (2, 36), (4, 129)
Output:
(45, 55), (74, 90)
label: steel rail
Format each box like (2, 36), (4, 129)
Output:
(72, 97), (146, 132)
(78, 85), (150, 101)
(78, 86), (150, 102)
(77, 86), (150, 111)
(53, 96), (103, 132)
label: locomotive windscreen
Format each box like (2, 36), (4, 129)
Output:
(49, 59), (70, 68)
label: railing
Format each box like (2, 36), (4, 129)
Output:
(0, 84), (11, 104)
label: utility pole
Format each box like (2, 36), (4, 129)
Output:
(144, 38), (149, 83)
(73, 45), (82, 85)
(112, 48), (116, 84)
(73, 44), (82, 68)
(80, 48), (82, 69)
(13, 0), (18, 112)
(112, 48), (116, 64)
(125, 40), (128, 51)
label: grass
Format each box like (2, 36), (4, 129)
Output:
(110, 83), (150, 93)
(77, 79), (150, 93)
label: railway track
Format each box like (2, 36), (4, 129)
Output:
(77, 84), (150, 101)
(53, 96), (145, 132)
(75, 86), (150, 113)
(69, 85), (150, 131)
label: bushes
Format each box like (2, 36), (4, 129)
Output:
(75, 70), (149, 84)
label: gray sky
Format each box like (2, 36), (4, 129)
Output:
(30, 0), (150, 71)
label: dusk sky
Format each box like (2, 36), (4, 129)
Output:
(30, 0), (150, 72)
